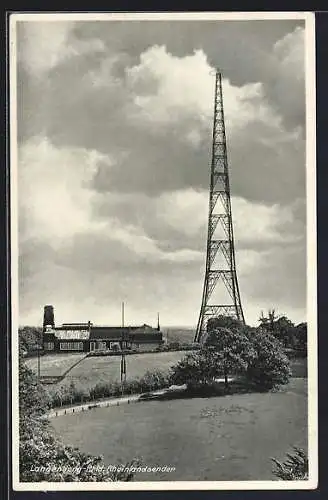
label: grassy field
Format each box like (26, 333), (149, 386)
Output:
(53, 351), (186, 392)
(32, 349), (306, 397)
(164, 327), (195, 344)
(25, 353), (86, 377)
(52, 377), (307, 481)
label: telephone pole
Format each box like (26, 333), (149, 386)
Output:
(120, 302), (126, 395)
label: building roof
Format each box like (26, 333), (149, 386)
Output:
(54, 324), (90, 331)
(89, 327), (130, 340)
(89, 325), (162, 341)
(129, 332), (163, 343)
(61, 323), (92, 326)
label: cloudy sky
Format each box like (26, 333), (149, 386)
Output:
(16, 16), (307, 328)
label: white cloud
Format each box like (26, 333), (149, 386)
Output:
(17, 25), (306, 326)
(264, 26), (305, 124)
(124, 45), (281, 134)
(84, 55), (122, 88)
(232, 196), (301, 246)
(19, 21), (105, 76)
(156, 189), (207, 237)
(20, 137), (300, 271)
(18, 137), (203, 264)
(18, 136), (110, 244)
(153, 188), (302, 247)
(273, 26), (304, 81)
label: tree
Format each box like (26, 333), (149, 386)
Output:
(207, 315), (244, 334)
(19, 326), (43, 354)
(259, 309), (278, 333)
(205, 324), (254, 390)
(259, 310), (297, 348)
(171, 318), (254, 392)
(294, 322), (307, 353)
(246, 331), (291, 390)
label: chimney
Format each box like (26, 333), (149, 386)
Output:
(43, 305), (55, 331)
(157, 312), (160, 331)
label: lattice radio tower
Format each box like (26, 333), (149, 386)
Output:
(194, 69), (245, 343)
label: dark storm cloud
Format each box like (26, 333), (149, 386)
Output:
(17, 42), (305, 207)
(71, 19), (305, 128)
(16, 17), (309, 326)
(228, 122), (305, 205)
(241, 243), (306, 311)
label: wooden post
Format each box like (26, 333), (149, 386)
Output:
(37, 328), (41, 381)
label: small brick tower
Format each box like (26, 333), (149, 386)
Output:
(43, 305), (55, 332)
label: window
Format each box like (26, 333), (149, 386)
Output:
(59, 342), (83, 351)
(44, 342), (54, 351)
(90, 341), (107, 351)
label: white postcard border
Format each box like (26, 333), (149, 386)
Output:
(9, 10), (317, 491)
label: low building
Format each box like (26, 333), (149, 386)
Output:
(42, 306), (164, 353)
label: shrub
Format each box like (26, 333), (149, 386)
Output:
(167, 342), (181, 351)
(272, 447), (308, 480)
(48, 369), (170, 409)
(246, 332), (291, 390)
(139, 370), (169, 391)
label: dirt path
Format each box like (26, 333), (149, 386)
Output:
(47, 377), (233, 419)
(47, 390), (166, 419)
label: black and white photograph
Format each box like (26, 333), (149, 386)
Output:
(10, 11), (317, 490)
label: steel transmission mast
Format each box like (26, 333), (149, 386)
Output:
(194, 69), (245, 343)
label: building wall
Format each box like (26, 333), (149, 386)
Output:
(43, 335), (90, 353)
(54, 329), (90, 340)
(43, 327), (163, 353)
(130, 342), (162, 352)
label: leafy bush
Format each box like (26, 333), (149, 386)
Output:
(169, 349), (220, 389)
(272, 447), (308, 480)
(246, 332), (291, 390)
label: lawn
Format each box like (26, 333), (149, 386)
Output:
(52, 377), (307, 481)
